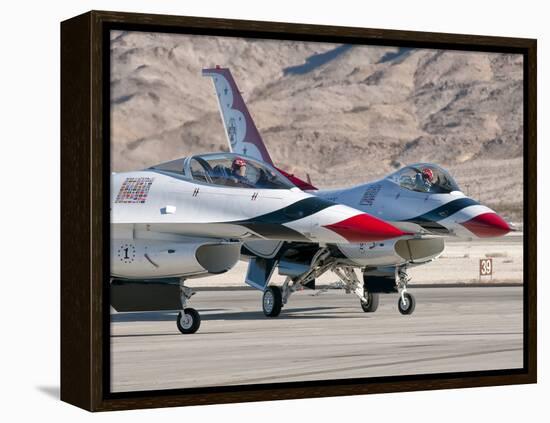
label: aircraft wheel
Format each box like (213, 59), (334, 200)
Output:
(176, 308), (201, 334)
(398, 292), (416, 315)
(360, 291), (379, 313)
(262, 286), (282, 317)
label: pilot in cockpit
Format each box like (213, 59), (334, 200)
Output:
(230, 157), (249, 184)
(415, 167), (434, 192)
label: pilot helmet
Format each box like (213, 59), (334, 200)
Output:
(232, 157), (247, 170)
(422, 168), (434, 182)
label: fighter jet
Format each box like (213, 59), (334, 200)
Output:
(202, 66), (513, 317)
(111, 153), (408, 333)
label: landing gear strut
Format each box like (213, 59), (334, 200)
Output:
(396, 267), (415, 315)
(333, 266), (379, 313)
(176, 278), (201, 334)
(262, 248), (332, 317)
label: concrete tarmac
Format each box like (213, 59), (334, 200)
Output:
(110, 286), (523, 392)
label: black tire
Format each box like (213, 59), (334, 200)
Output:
(398, 292), (416, 315)
(262, 286), (283, 317)
(176, 308), (201, 334)
(360, 291), (380, 313)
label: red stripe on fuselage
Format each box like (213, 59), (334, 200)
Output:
(324, 214), (409, 242)
(460, 212), (511, 238)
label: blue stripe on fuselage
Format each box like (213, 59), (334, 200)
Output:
(406, 197), (479, 223)
(229, 197), (336, 241)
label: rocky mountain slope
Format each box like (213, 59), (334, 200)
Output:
(110, 31), (524, 220)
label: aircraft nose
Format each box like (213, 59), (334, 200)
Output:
(460, 212), (511, 238)
(324, 213), (410, 242)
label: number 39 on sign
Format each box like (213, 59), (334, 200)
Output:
(480, 258), (493, 278)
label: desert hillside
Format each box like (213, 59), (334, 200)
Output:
(110, 31), (524, 221)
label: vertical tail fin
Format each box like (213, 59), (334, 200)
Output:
(202, 66), (318, 190)
(202, 66), (274, 165)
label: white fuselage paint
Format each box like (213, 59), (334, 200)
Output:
(112, 170), (369, 243)
(110, 170), (402, 279)
(315, 179), (489, 233)
(313, 179), (496, 266)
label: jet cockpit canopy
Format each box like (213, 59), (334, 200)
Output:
(149, 152), (296, 190)
(388, 163), (461, 194)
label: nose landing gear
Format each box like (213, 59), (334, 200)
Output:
(177, 308), (201, 334)
(397, 267), (415, 315)
(398, 292), (416, 315)
(176, 278), (201, 334)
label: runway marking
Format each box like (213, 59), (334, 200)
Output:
(229, 347), (522, 385)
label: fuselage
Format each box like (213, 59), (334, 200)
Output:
(110, 155), (410, 279)
(308, 177), (510, 269)
(111, 169), (406, 244)
(315, 175), (510, 240)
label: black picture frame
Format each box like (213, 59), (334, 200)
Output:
(60, 10), (537, 411)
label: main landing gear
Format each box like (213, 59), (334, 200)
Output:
(176, 278), (201, 334)
(262, 286), (283, 317)
(357, 266), (416, 315)
(360, 290), (380, 313)
(332, 266), (380, 313)
(258, 253), (416, 317)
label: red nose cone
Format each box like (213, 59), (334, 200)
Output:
(461, 212), (511, 238)
(324, 214), (409, 242)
